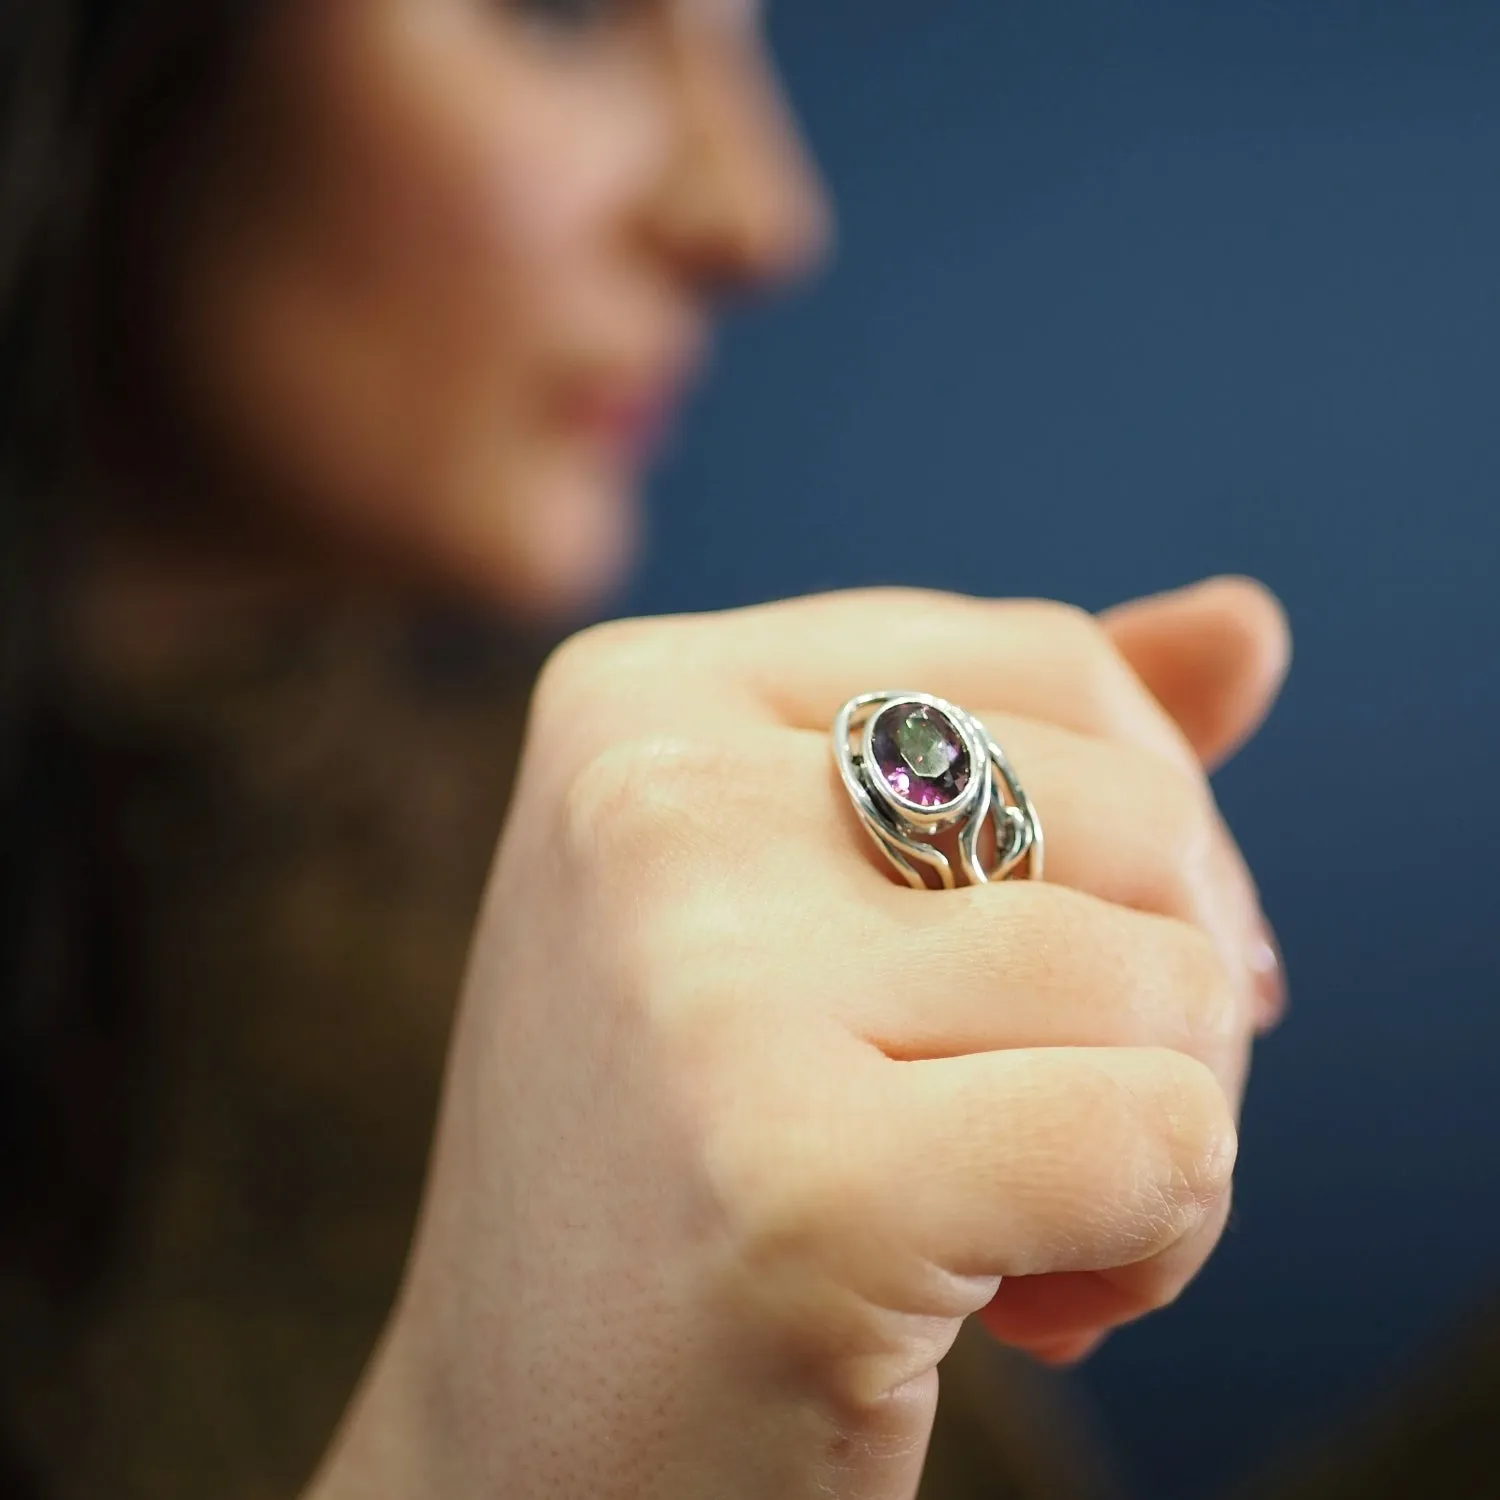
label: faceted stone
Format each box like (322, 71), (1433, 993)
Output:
(870, 702), (971, 809)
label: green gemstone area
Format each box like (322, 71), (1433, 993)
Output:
(871, 702), (972, 809)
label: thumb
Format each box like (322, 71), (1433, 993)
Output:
(1102, 576), (1292, 772)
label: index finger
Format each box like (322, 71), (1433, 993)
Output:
(703, 588), (1203, 775)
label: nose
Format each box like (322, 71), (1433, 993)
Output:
(647, 23), (835, 295)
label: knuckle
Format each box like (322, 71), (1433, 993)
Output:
(559, 735), (719, 874)
(534, 616), (678, 723)
(1021, 602), (1195, 773)
(828, 588), (983, 659)
(1162, 922), (1241, 1058)
(703, 1105), (917, 1413)
(1146, 1050), (1239, 1211)
(1033, 600), (1141, 730)
(1120, 1192), (1234, 1315)
(1130, 750), (1218, 910)
(1143, 750), (1216, 855)
(704, 1105), (853, 1278)
(1030, 597), (1101, 641)
(648, 889), (776, 1036)
(536, 618), (627, 705)
(1066, 1050), (1236, 1249)
(852, 584), (952, 615)
(1065, 1061), (1164, 1200)
(989, 881), (1106, 996)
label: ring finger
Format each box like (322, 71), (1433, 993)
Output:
(828, 711), (1264, 1035)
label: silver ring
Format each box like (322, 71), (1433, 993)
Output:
(833, 691), (1044, 890)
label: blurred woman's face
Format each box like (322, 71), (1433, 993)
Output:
(165, 0), (830, 618)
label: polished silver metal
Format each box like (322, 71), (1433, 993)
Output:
(833, 691), (1044, 890)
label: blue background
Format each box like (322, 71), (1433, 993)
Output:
(620, 4), (1500, 1497)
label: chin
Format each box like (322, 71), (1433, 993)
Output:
(439, 467), (643, 627)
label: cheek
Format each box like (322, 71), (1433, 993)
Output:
(175, 1), (666, 598)
(279, 3), (667, 393)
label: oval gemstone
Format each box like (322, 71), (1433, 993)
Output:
(870, 702), (971, 809)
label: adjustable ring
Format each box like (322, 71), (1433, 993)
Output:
(833, 691), (1044, 890)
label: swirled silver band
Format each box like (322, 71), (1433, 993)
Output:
(833, 691), (1044, 890)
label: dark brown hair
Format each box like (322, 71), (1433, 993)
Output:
(0, 0), (266, 1314)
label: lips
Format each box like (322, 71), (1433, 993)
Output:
(562, 380), (684, 463)
(554, 335), (706, 469)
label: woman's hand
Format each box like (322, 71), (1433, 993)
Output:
(310, 578), (1290, 1500)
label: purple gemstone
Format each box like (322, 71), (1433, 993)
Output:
(870, 702), (971, 809)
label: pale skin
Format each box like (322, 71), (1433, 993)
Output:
(305, 576), (1291, 1500)
(86, 1), (1291, 1494)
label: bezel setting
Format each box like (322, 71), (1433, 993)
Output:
(834, 690), (1044, 890)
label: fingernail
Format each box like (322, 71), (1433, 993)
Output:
(1249, 918), (1287, 1031)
